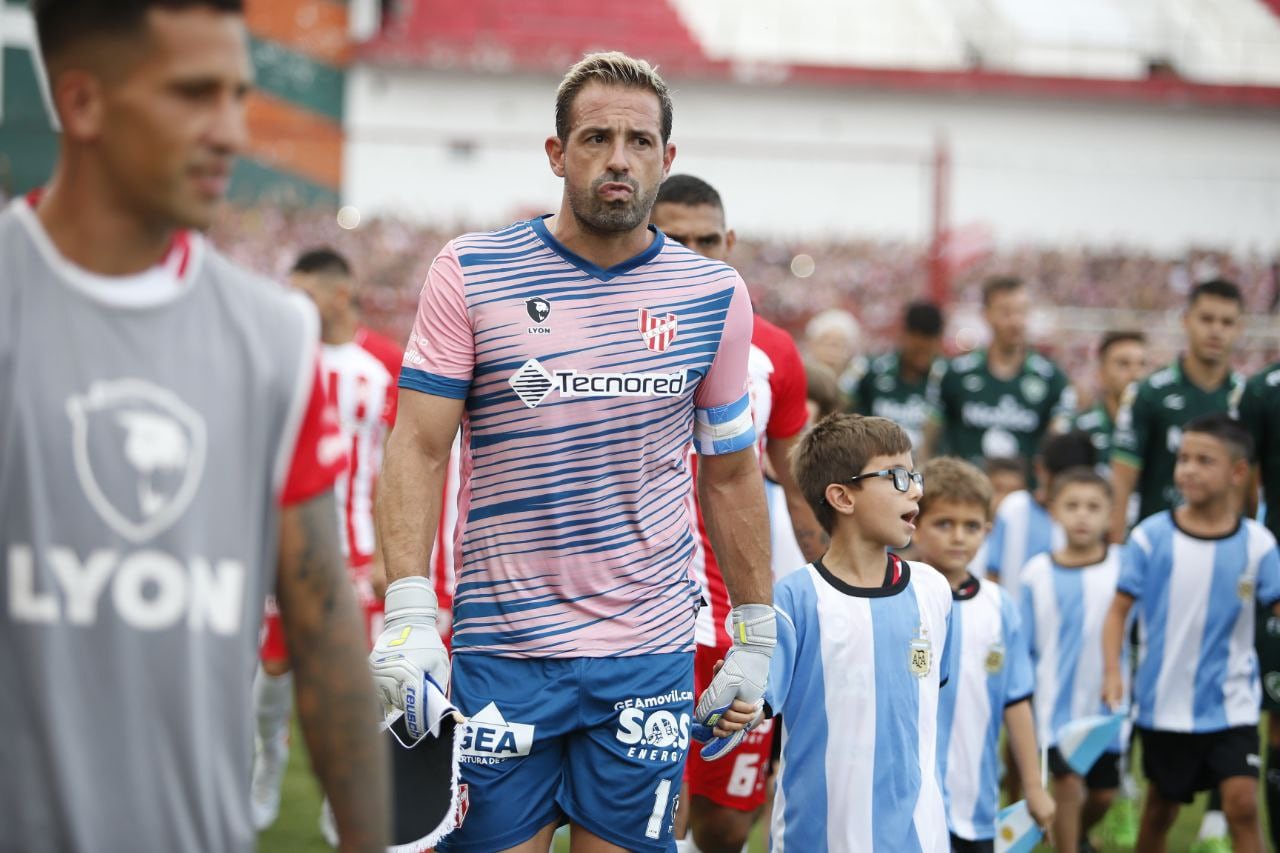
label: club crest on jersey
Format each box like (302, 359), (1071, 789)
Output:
(66, 379), (207, 544)
(638, 308), (678, 353)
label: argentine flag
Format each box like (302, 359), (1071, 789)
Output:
(995, 801), (1041, 853)
(1056, 712), (1126, 776)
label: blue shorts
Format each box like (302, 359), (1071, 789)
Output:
(438, 652), (695, 853)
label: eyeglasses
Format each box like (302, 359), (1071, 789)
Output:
(847, 466), (924, 494)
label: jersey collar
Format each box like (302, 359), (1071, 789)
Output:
(979, 348), (1038, 379)
(813, 553), (911, 598)
(952, 574), (981, 600)
(529, 215), (665, 282)
(1171, 510), (1242, 541)
(14, 192), (202, 309)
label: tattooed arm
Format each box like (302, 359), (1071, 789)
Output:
(277, 492), (389, 851)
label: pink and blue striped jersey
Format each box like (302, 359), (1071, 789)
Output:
(400, 217), (756, 658)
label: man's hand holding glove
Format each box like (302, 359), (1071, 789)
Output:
(370, 577), (450, 741)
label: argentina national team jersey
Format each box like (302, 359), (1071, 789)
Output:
(936, 576), (1033, 841)
(986, 489), (1063, 600)
(399, 218), (755, 658)
(1020, 547), (1124, 749)
(767, 557), (953, 852)
(1120, 513), (1280, 732)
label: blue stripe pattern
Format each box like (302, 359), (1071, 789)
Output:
(422, 217), (751, 657)
(1051, 568), (1084, 738)
(769, 574), (827, 852)
(871, 585), (924, 850)
(1193, 531), (1248, 730)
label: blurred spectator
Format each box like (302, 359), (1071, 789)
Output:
(802, 308), (863, 407)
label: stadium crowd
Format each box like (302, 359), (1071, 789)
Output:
(209, 203), (1279, 385)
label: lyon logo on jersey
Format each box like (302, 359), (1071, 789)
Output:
(638, 308), (679, 353)
(66, 379), (207, 544)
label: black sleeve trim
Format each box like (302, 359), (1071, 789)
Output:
(1004, 692), (1034, 709)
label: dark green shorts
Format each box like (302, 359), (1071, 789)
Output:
(1257, 606), (1280, 713)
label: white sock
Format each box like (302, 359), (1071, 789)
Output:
(1198, 809), (1227, 839)
(254, 666), (293, 749)
(674, 838), (698, 853)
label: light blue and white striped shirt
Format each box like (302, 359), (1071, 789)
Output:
(1021, 547), (1124, 749)
(937, 576), (1034, 842)
(1119, 513), (1280, 733)
(767, 556), (953, 852)
(986, 490), (1063, 601)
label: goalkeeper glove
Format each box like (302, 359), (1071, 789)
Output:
(370, 577), (449, 741)
(692, 603), (775, 760)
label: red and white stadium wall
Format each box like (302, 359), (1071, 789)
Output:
(0, 0), (346, 206)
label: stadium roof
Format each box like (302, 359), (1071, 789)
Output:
(359, 0), (1280, 110)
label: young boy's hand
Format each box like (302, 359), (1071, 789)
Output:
(1026, 784), (1056, 836)
(711, 698), (762, 737)
(690, 659), (765, 758)
(706, 658), (764, 735)
(1101, 669), (1125, 710)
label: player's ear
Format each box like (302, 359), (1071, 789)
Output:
(725, 228), (737, 255)
(545, 135), (566, 178)
(53, 68), (107, 142)
(662, 141), (676, 177)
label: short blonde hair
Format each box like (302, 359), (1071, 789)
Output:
(555, 51), (673, 143)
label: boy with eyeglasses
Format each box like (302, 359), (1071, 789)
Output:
(716, 414), (953, 849)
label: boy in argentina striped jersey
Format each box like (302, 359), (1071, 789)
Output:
(1020, 467), (1123, 851)
(914, 457), (1053, 852)
(1104, 414), (1280, 852)
(755, 415), (953, 851)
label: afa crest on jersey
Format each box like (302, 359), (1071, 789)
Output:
(909, 625), (932, 677)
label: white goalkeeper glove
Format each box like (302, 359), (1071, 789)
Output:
(370, 577), (449, 741)
(692, 603), (775, 761)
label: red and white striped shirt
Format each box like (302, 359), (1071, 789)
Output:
(323, 341), (396, 569)
(691, 314), (809, 648)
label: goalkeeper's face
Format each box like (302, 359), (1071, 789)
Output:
(550, 83), (676, 235)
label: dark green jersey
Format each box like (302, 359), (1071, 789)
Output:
(1240, 361), (1280, 541)
(851, 352), (945, 450)
(929, 349), (1075, 470)
(1073, 403), (1115, 466)
(1112, 358), (1246, 521)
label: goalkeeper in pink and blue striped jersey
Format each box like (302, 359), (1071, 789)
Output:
(370, 52), (776, 853)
